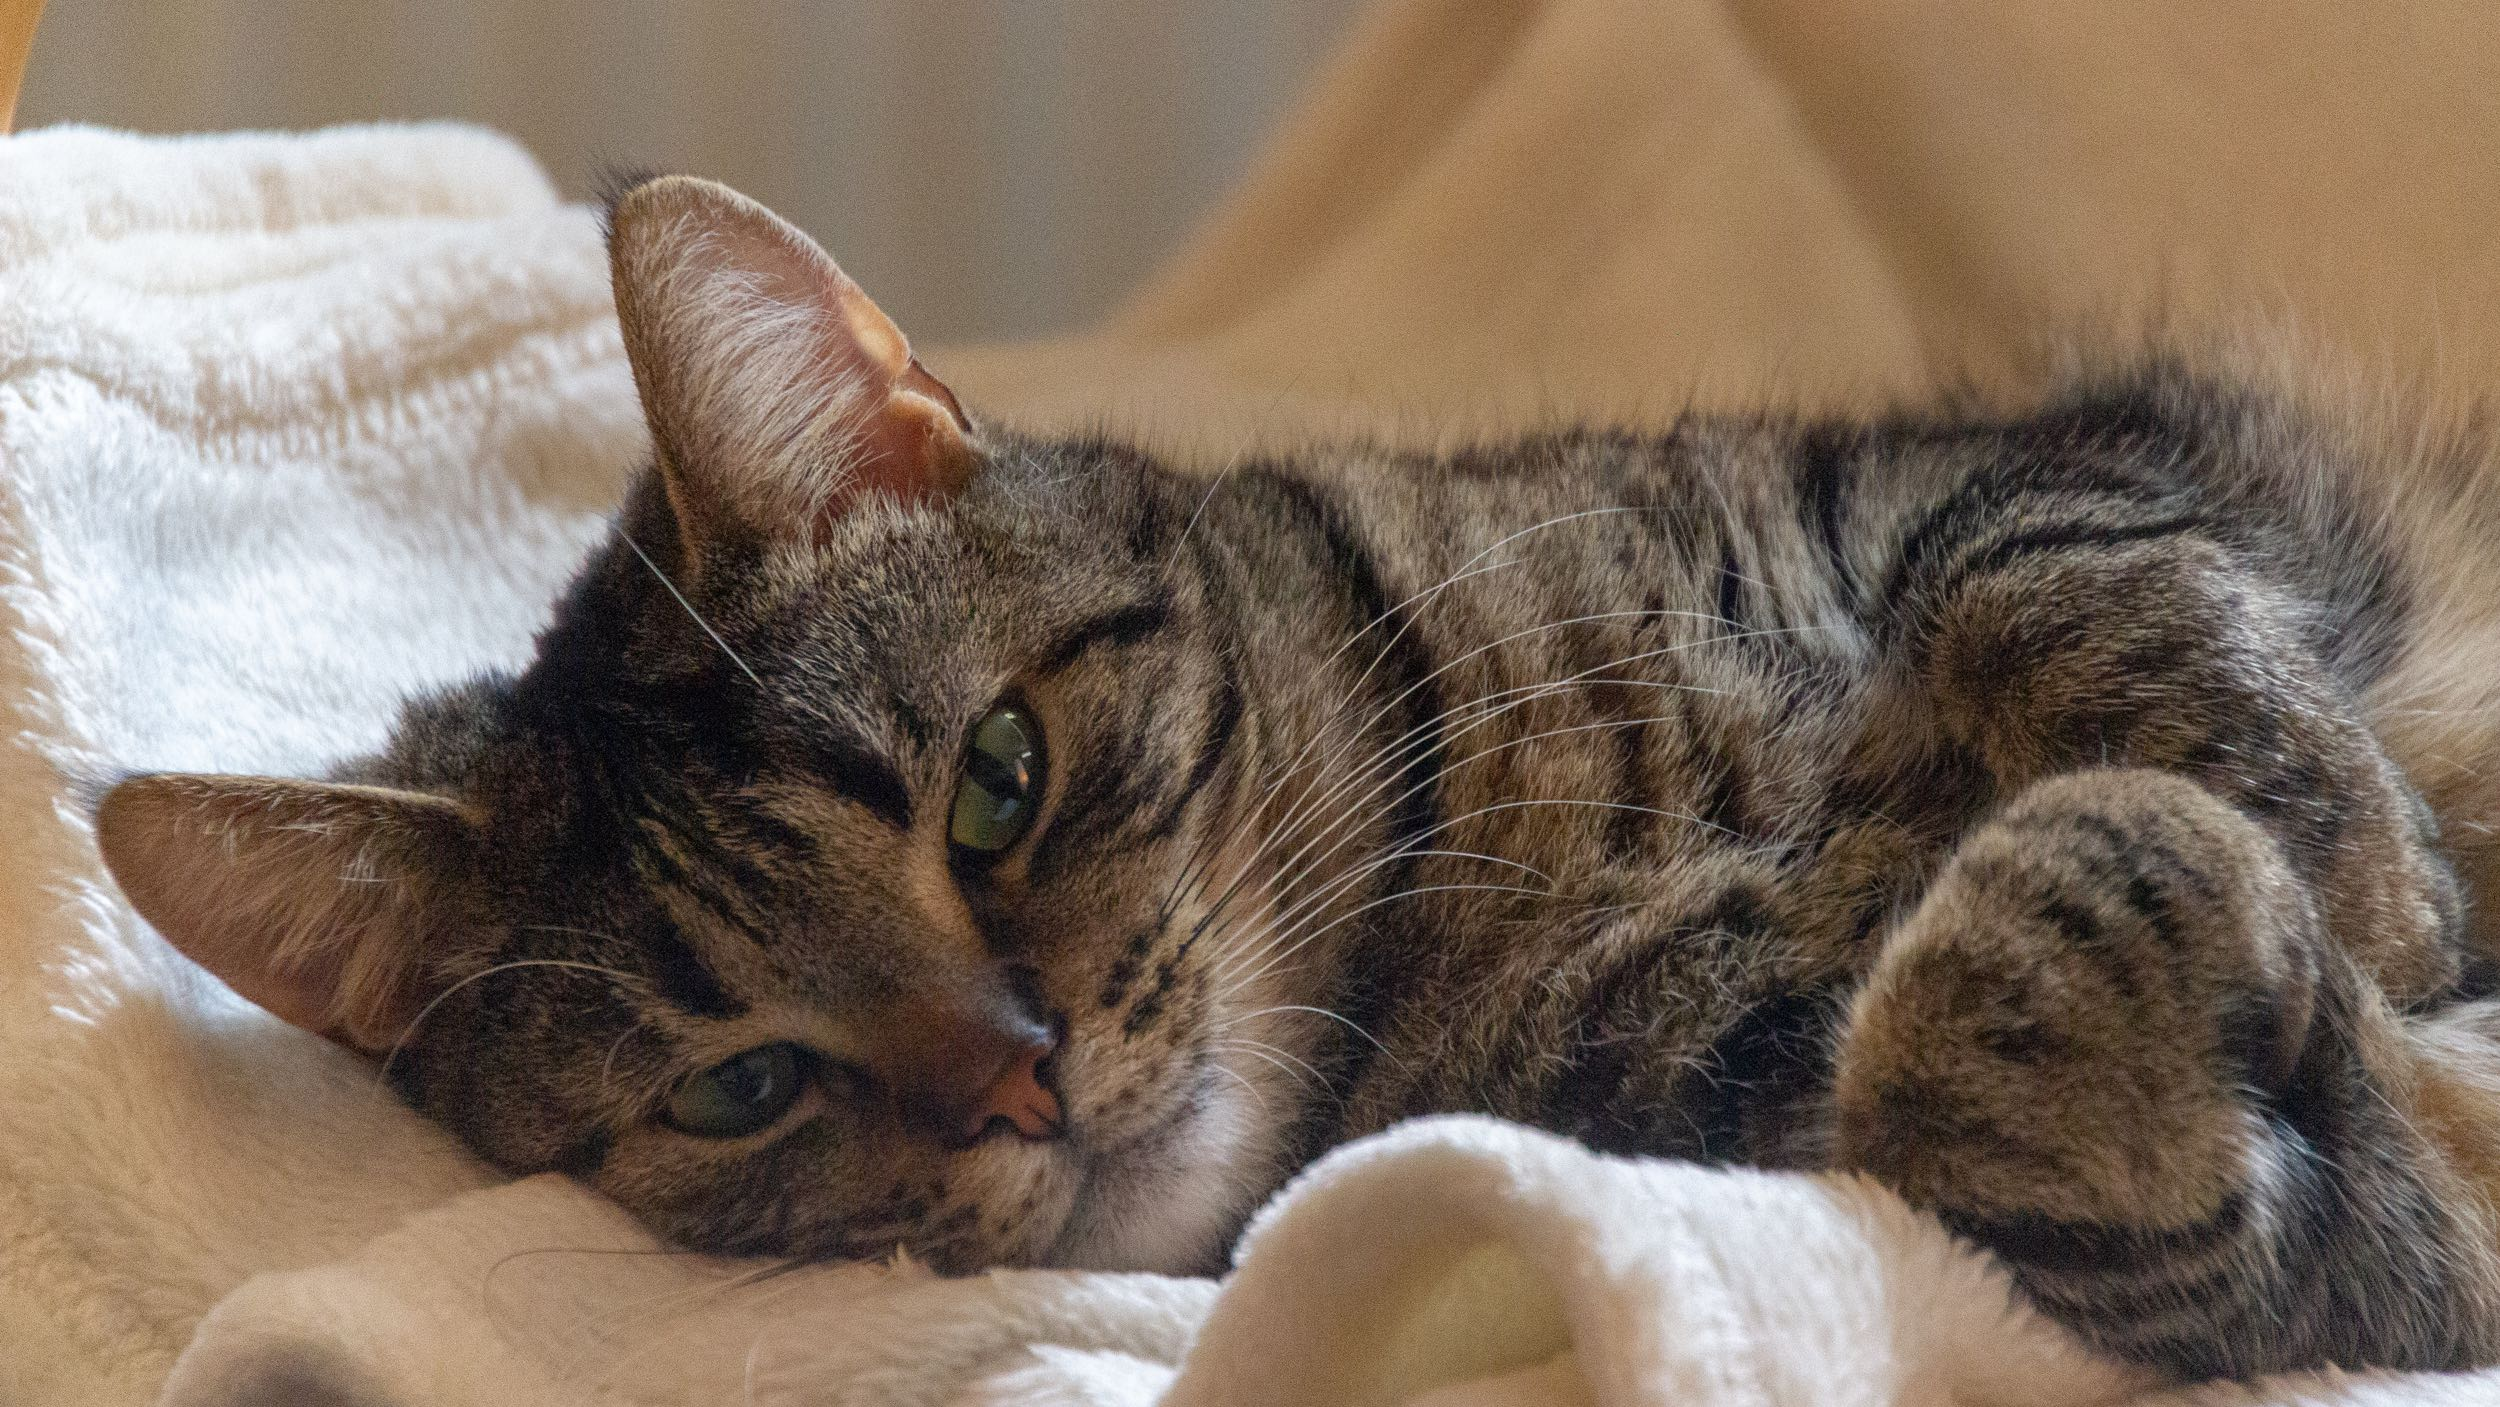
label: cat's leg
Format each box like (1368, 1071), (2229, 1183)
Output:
(1886, 520), (2464, 1006)
(1838, 507), (2500, 1374)
(1833, 767), (2500, 1376)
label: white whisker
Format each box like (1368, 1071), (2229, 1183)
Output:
(1225, 881), (1554, 997)
(1202, 1056), (1272, 1115)
(376, 958), (644, 1098)
(1165, 506), (1711, 935)
(1214, 1003), (1392, 1055)
(622, 531), (763, 688)
(1211, 1039), (1319, 1092)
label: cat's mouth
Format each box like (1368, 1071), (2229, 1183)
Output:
(1033, 1053), (1275, 1273)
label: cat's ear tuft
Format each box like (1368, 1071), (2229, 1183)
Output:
(605, 174), (977, 569)
(93, 774), (480, 1054)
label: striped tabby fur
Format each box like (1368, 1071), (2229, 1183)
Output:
(93, 178), (2500, 1380)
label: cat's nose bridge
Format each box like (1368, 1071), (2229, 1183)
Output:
(868, 992), (1065, 1145)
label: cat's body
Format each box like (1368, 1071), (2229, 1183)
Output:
(92, 177), (2500, 1382)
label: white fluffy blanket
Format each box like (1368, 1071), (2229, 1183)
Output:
(7, 118), (2500, 1407)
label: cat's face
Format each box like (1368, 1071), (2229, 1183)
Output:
(92, 177), (1297, 1273)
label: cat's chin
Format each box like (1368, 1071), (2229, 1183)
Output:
(1037, 1061), (1282, 1275)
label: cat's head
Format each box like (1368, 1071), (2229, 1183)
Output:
(92, 176), (1298, 1273)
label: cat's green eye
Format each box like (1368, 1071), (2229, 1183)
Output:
(664, 1042), (804, 1139)
(950, 704), (1046, 859)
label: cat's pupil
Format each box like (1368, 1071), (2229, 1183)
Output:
(950, 704), (1045, 857)
(664, 1043), (803, 1138)
(714, 1052), (771, 1102)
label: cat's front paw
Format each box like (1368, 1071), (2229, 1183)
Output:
(1831, 768), (2322, 1231)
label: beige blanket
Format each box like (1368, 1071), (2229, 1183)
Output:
(954, 0), (2500, 440)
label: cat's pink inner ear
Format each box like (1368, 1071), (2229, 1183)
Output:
(93, 774), (469, 1055)
(607, 175), (977, 561)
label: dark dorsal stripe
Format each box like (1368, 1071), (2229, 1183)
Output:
(1714, 539), (1749, 635)
(1941, 1192), (2251, 1278)
(1792, 423), (1859, 606)
(1671, 981), (1840, 1164)
(1872, 440), (2170, 639)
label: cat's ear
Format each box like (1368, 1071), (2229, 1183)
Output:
(605, 174), (977, 569)
(93, 773), (479, 1054)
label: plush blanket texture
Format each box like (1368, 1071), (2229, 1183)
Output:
(12, 2), (2500, 1403)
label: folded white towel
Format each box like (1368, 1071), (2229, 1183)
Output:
(0, 120), (639, 1402)
(163, 1116), (2500, 1407)
(7, 122), (2499, 1407)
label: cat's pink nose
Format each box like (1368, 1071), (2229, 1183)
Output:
(876, 996), (1066, 1145)
(966, 1036), (1064, 1143)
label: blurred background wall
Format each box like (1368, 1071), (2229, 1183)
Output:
(18, 0), (1362, 342)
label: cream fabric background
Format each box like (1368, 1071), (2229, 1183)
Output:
(17, 0), (1359, 342)
(944, 0), (2500, 453)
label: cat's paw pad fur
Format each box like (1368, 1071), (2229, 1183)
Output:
(1832, 768), (2323, 1230)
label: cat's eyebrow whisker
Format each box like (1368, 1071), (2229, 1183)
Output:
(375, 958), (647, 1099)
(1163, 446), (1248, 572)
(621, 530), (764, 689)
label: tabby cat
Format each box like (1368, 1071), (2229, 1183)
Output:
(92, 176), (2500, 1381)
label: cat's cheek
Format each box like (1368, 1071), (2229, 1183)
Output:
(978, 1147), (1092, 1269)
(1039, 1058), (1283, 1273)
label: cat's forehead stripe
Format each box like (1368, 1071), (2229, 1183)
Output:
(1039, 599), (1171, 675)
(634, 817), (778, 949)
(807, 731), (914, 832)
(649, 927), (746, 1020)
